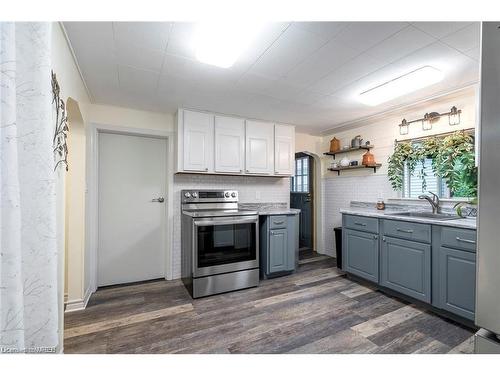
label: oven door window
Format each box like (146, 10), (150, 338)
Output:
(197, 223), (256, 268)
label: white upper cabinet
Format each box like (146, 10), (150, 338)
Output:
(245, 120), (274, 175)
(274, 124), (295, 175)
(175, 108), (294, 177)
(214, 115), (245, 173)
(182, 110), (214, 172)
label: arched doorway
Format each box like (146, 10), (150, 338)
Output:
(290, 151), (324, 257)
(64, 98), (89, 312)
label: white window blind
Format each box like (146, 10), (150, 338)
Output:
(403, 157), (449, 198)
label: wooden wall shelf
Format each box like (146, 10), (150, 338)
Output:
(323, 145), (373, 160)
(327, 163), (382, 176)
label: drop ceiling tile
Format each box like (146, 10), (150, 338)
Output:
(115, 40), (165, 73)
(162, 54), (241, 89)
(464, 46), (480, 61)
(64, 22), (114, 57)
(291, 21), (347, 39)
(309, 52), (386, 95)
(366, 26), (436, 65)
(331, 41), (478, 111)
(235, 73), (302, 100)
(237, 23), (290, 67)
(248, 26), (329, 79)
(118, 65), (160, 94)
(113, 22), (171, 51)
(411, 22), (472, 39)
(166, 22), (197, 60)
(333, 22), (409, 55)
(441, 22), (480, 53)
(283, 38), (360, 87)
(283, 89), (326, 106)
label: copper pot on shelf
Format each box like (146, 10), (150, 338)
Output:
(362, 149), (375, 166)
(329, 137), (340, 152)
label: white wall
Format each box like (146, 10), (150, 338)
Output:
(318, 87), (477, 255)
(87, 103), (174, 131)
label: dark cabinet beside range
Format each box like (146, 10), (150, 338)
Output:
(342, 213), (476, 322)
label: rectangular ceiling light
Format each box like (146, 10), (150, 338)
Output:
(358, 66), (444, 106)
(194, 21), (263, 68)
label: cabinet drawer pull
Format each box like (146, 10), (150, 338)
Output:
(396, 228), (414, 233)
(273, 220), (285, 225)
(456, 237), (476, 244)
(354, 222), (367, 227)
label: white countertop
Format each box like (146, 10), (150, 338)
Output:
(340, 207), (476, 230)
(257, 208), (301, 216)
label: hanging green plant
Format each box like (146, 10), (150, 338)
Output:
(387, 131), (477, 198)
(434, 131), (477, 197)
(387, 141), (419, 191)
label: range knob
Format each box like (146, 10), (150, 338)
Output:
(231, 192), (237, 198)
(191, 192), (198, 198)
(184, 192), (191, 198)
(225, 192), (230, 198)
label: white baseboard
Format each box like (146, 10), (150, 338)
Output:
(64, 287), (92, 312)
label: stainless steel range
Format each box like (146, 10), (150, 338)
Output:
(181, 190), (259, 298)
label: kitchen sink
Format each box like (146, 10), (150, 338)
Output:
(387, 211), (461, 221)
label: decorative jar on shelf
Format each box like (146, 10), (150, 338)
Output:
(340, 156), (350, 167)
(362, 149), (375, 166)
(329, 137), (340, 152)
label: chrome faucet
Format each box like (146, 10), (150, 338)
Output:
(418, 192), (441, 214)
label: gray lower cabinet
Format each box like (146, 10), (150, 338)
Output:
(269, 229), (288, 273)
(437, 246), (476, 320)
(342, 213), (477, 322)
(343, 228), (379, 283)
(260, 214), (297, 278)
(380, 236), (431, 303)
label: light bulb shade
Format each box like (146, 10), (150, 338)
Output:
(449, 106), (461, 125)
(399, 119), (409, 135)
(194, 21), (263, 68)
(358, 66), (443, 106)
(422, 118), (432, 131)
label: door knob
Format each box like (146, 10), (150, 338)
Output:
(152, 197), (165, 203)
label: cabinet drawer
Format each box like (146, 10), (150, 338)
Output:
(383, 219), (431, 243)
(269, 215), (287, 229)
(440, 227), (477, 252)
(344, 215), (379, 234)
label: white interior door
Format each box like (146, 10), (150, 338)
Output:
(98, 132), (167, 287)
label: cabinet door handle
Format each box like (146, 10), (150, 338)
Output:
(456, 237), (476, 244)
(273, 220), (285, 225)
(373, 235), (378, 240)
(382, 236), (386, 242)
(354, 222), (367, 227)
(396, 228), (414, 233)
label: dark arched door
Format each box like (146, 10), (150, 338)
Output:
(290, 152), (314, 250)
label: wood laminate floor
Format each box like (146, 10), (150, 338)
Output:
(64, 252), (474, 354)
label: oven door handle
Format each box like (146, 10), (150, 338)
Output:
(193, 216), (259, 227)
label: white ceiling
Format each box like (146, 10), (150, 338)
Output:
(64, 21), (480, 134)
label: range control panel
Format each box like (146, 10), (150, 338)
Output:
(181, 190), (238, 203)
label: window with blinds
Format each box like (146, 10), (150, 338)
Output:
(291, 157), (309, 193)
(402, 157), (450, 198)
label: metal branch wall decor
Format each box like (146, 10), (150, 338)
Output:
(52, 70), (69, 171)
